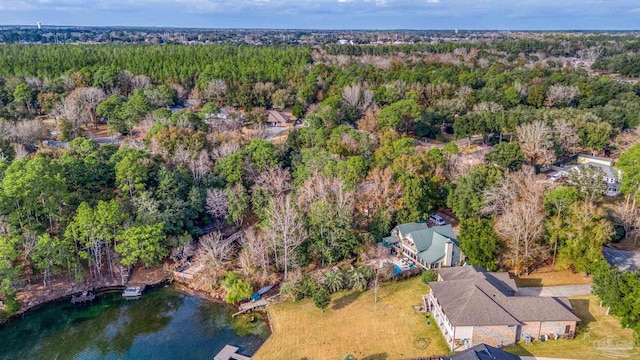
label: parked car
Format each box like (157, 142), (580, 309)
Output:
(429, 214), (446, 226)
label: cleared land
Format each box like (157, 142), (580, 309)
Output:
(254, 277), (450, 360)
(504, 294), (639, 359)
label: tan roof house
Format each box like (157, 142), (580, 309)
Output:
(268, 110), (290, 127)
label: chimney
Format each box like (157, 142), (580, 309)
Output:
(444, 240), (454, 267)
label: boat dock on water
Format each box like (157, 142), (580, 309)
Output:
(213, 345), (252, 360)
(71, 291), (96, 304)
(232, 299), (268, 318)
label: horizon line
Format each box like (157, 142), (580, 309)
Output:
(1, 25), (640, 32)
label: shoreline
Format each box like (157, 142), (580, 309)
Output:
(3, 273), (170, 326)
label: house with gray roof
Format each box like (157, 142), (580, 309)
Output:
(424, 266), (579, 351)
(383, 222), (462, 269)
(268, 110), (291, 127)
(441, 343), (520, 360)
(564, 154), (621, 196)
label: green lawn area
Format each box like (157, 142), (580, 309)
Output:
(504, 294), (639, 359)
(254, 276), (450, 360)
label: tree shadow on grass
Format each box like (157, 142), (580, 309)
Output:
(361, 353), (388, 360)
(332, 291), (362, 310)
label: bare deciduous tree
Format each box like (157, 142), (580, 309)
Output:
(342, 84), (374, 114)
(206, 188), (228, 219)
(199, 231), (236, 270)
(253, 167), (292, 198)
(553, 119), (580, 155)
(265, 194), (307, 280)
(10, 120), (48, 145)
(517, 120), (556, 167)
(297, 171), (354, 215)
(483, 167), (547, 276)
(187, 150), (211, 185)
(544, 84), (580, 107)
(238, 227), (270, 281)
(202, 79), (227, 105)
(356, 167), (402, 221)
(63, 87), (107, 132)
(131, 75), (152, 89)
(118, 70), (134, 95)
(212, 141), (241, 160)
(473, 102), (503, 112)
(611, 200), (640, 245)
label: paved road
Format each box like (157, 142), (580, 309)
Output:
(517, 284), (592, 297)
(419, 135), (484, 150)
(603, 246), (640, 272)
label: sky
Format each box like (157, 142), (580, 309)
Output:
(1, 0), (640, 30)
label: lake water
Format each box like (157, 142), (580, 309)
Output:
(0, 287), (269, 360)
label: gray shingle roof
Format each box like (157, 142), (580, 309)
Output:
(442, 343), (521, 360)
(430, 267), (580, 327)
(429, 279), (521, 326)
(268, 110), (290, 124)
(581, 162), (618, 180)
(437, 267), (518, 295)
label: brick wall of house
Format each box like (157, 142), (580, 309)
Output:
(472, 325), (517, 348)
(540, 321), (576, 336)
(519, 322), (541, 340)
(519, 321), (576, 339)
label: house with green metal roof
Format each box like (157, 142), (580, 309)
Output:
(384, 222), (462, 269)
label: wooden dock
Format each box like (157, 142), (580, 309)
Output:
(232, 299), (268, 317)
(214, 345), (251, 360)
(71, 291), (95, 304)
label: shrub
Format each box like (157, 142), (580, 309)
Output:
(421, 270), (438, 285)
(312, 288), (331, 312)
(223, 272), (253, 304)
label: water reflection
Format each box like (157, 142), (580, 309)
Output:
(0, 287), (268, 360)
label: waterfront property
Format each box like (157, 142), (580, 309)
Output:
(0, 287), (269, 359)
(214, 345), (252, 360)
(383, 222), (463, 269)
(254, 276), (449, 359)
(424, 266), (579, 351)
(122, 285), (144, 298)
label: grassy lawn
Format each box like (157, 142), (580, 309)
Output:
(254, 276), (450, 360)
(515, 269), (593, 287)
(504, 294), (639, 359)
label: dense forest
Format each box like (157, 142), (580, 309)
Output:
(2, 38), (640, 339)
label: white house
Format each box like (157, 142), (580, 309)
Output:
(568, 154), (622, 196)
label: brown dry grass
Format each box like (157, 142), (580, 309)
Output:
(515, 269), (593, 288)
(504, 294), (639, 359)
(254, 277), (450, 360)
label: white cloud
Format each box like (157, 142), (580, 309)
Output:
(0, 0), (34, 11)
